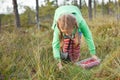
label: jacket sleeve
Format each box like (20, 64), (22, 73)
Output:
(79, 19), (96, 55)
(52, 26), (61, 62)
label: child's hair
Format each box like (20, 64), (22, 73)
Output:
(57, 14), (80, 50)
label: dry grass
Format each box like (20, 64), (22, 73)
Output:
(0, 16), (120, 80)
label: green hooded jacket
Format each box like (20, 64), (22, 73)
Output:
(52, 5), (96, 62)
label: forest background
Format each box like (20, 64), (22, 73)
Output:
(0, 0), (120, 80)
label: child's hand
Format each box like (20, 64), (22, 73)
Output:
(57, 62), (63, 70)
(92, 55), (98, 60)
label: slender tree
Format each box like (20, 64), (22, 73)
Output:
(83, 0), (87, 7)
(44, 0), (50, 5)
(79, 0), (82, 9)
(118, 0), (120, 14)
(107, 0), (112, 15)
(72, 0), (78, 6)
(0, 16), (1, 32)
(55, 0), (58, 7)
(116, 0), (120, 20)
(102, 0), (104, 16)
(0, 1), (5, 29)
(63, 0), (69, 5)
(88, 0), (92, 20)
(119, 0), (120, 6)
(36, 0), (40, 29)
(12, 0), (21, 28)
(25, 7), (32, 24)
(74, 0), (78, 6)
(94, 0), (96, 18)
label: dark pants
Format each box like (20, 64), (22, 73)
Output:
(60, 52), (71, 63)
(60, 32), (82, 63)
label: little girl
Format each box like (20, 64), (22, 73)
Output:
(52, 5), (98, 70)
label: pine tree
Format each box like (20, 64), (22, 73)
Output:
(12, 0), (21, 28)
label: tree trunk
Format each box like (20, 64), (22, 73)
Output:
(119, 0), (120, 7)
(0, 17), (1, 32)
(79, 0), (82, 9)
(88, 0), (92, 20)
(118, 0), (120, 19)
(115, 0), (120, 21)
(94, 0), (96, 18)
(108, 0), (111, 15)
(55, 0), (58, 7)
(74, 0), (78, 6)
(12, 0), (21, 28)
(83, 0), (87, 7)
(102, 0), (104, 16)
(36, 0), (40, 29)
(45, 0), (50, 5)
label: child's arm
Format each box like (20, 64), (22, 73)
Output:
(79, 19), (96, 55)
(52, 26), (61, 63)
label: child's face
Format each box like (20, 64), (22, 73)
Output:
(59, 26), (74, 36)
(57, 14), (77, 36)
